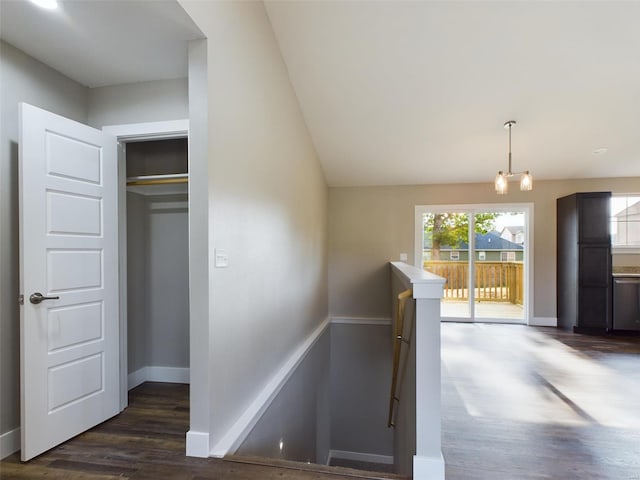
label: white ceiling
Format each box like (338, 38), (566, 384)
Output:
(0, 0), (203, 88)
(264, 0), (640, 187)
(2, 1), (639, 187)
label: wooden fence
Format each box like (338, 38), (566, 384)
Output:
(424, 261), (524, 304)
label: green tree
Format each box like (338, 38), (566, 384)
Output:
(424, 213), (498, 260)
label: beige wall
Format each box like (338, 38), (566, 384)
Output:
(178, 0), (329, 448)
(328, 177), (640, 320)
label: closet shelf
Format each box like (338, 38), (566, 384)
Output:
(126, 173), (188, 186)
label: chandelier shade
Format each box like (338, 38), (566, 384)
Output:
(494, 120), (533, 194)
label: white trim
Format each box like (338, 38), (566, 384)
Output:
(103, 119), (189, 142)
(331, 316), (391, 325)
(328, 449), (394, 465)
(414, 203), (534, 325)
(102, 120), (189, 412)
(147, 367), (190, 384)
(414, 453), (445, 480)
(1, 428), (20, 460)
(455, 317), (526, 325)
(186, 430), (210, 458)
(127, 367), (190, 391)
(530, 317), (557, 327)
(128, 368), (147, 390)
(613, 247), (640, 255)
(210, 317), (331, 458)
(390, 262), (446, 299)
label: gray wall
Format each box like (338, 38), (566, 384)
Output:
(146, 198), (189, 369)
(87, 78), (188, 128)
(0, 40), (88, 436)
(330, 323), (393, 457)
(126, 140), (190, 375)
(179, 1), (329, 450)
(237, 328), (330, 464)
(126, 192), (148, 373)
(0, 41), (190, 440)
(126, 193), (190, 374)
(329, 178), (640, 321)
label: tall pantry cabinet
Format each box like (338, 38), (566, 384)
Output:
(557, 192), (612, 332)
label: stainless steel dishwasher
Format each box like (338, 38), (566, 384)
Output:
(613, 275), (640, 331)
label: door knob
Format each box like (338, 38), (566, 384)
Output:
(29, 292), (60, 304)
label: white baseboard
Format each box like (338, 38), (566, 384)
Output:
(128, 367), (148, 390)
(1, 428), (20, 460)
(331, 316), (391, 326)
(186, 430), (210, 458)
(530, 317), (557, 327)
(128, 366), (190, 390)
(210, 317), (330, 458)
(328, 449), (394, 465)
(147, 366), (190, 383)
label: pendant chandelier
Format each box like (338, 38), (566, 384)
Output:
(494, 120), (533, 194)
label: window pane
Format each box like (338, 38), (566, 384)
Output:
(611, 195), (640, 246)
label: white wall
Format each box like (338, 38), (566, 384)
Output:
(328, 178), (640, 322)
(178, 1), (329, 453)
(0, 40), (88, 439)
(87, 78), (188, 128)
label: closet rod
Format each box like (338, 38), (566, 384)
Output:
(126, 173), (188, 186)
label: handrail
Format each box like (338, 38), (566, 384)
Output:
(388, 288), (414, 428)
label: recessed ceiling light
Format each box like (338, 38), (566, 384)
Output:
(592, 147), (608, 155)
(29, 0), (59, 10)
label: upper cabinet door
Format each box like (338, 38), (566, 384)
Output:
(578, 192), (611, 244)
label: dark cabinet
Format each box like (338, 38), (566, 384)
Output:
(613, 277), (640, 331)
(557, 192), (612, 332)
(578, 195), (610, 243)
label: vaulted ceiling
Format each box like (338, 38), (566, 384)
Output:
(2, 0), (639, 187)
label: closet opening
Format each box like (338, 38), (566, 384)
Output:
(123, 138), (190, 396)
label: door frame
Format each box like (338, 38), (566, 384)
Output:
(414, 203), (534, 325)
(103, 120), (189, 409)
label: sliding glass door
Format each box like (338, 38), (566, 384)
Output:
(473, 210), (525, 322)
(422, 211), (471, 320)
(416, 204), (531, 324)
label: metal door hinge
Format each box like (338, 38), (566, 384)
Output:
(18, 294), (24, 306)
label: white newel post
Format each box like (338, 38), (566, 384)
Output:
(390, 262), (445, 480)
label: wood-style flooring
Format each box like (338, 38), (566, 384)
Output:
(442, 324), (640, 480)
(0, 382), (402, 480)
(2, 324), (639, 479)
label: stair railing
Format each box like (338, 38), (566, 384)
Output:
(388, 288), (414, 428)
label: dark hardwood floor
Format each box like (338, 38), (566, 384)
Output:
(442, 324), (640, 480)
(0, 382), (401, 480)
(2, 324), (639, 479)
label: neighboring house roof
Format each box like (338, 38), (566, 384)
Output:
(615, 201), (640, 218)
(500, 225), (524, 236)
(434, 231), (523, 251)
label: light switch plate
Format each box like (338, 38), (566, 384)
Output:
(215, 249), (229, 268)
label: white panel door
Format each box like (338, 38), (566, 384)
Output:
(19, 103), (119, 460)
